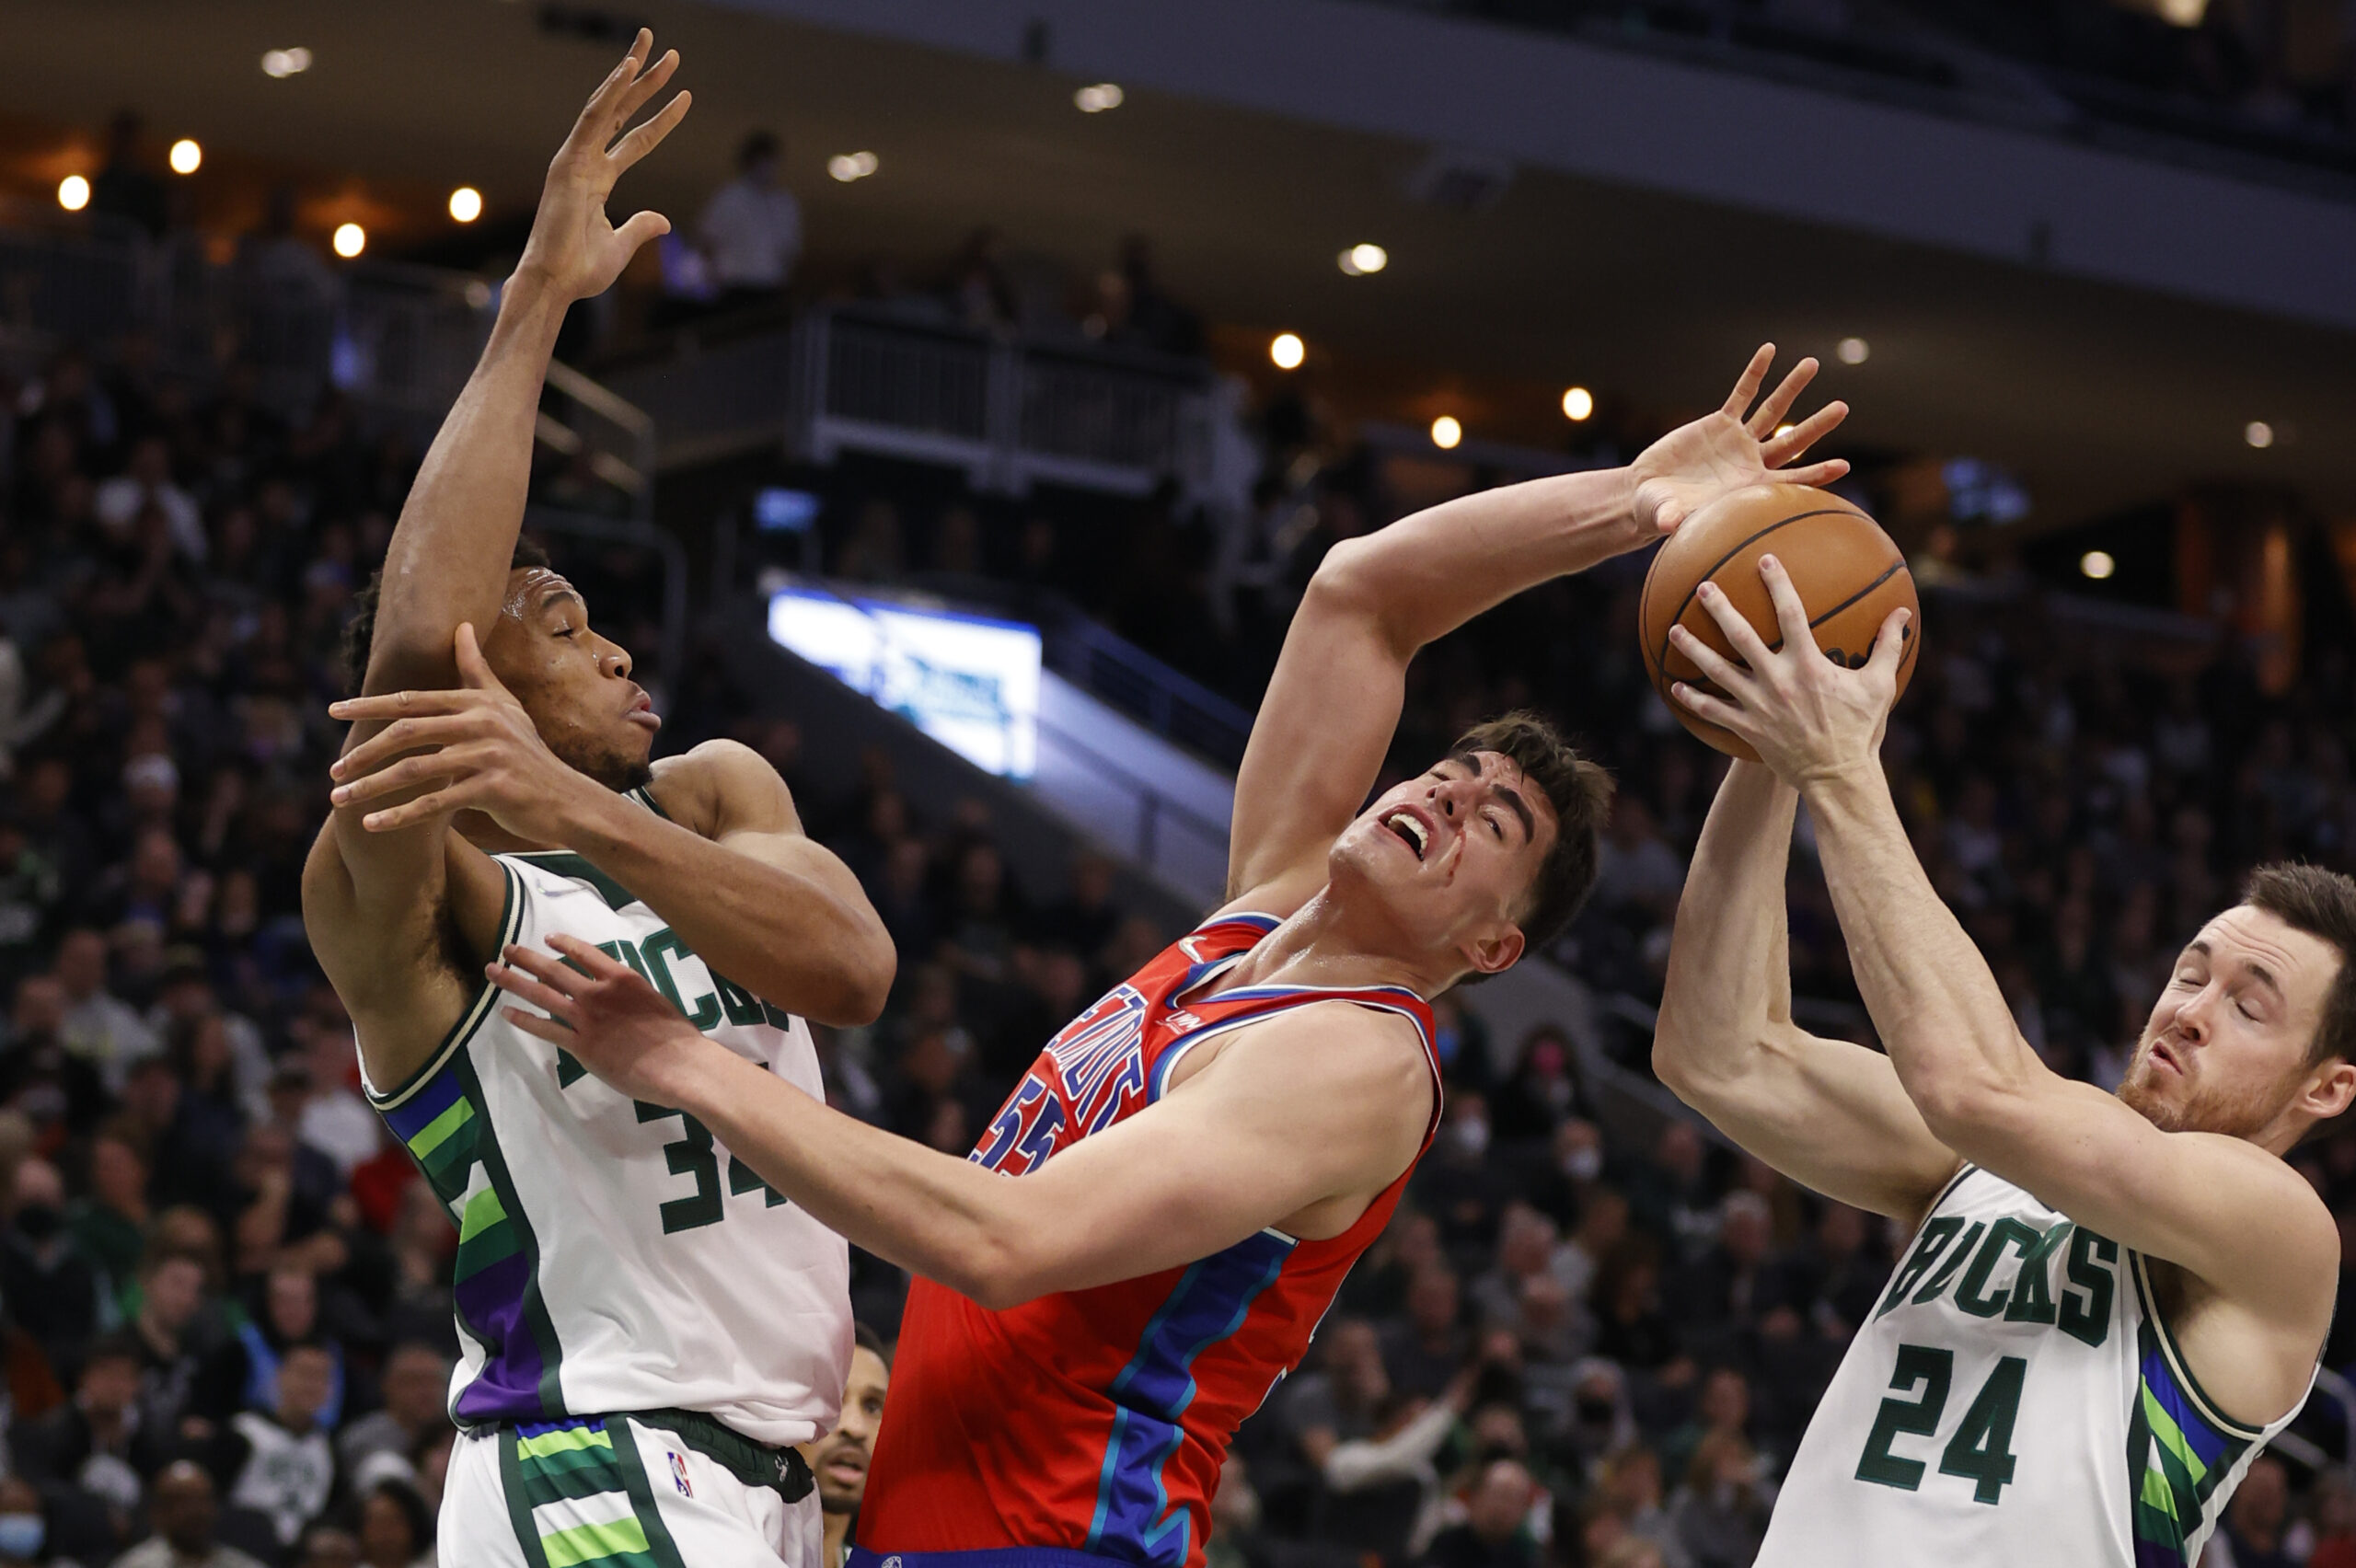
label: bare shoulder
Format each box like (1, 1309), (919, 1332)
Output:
(646, 740), (800, 837)
(1195, 998), (1435, 1127)
(2194, 1132), (2340, 1289)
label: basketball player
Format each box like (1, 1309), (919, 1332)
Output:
(299, 34), (892, 1568)
(463, 348), (1847, 1568)
(803, 1326), (889, 1568)
(1652, 561), (2354, 1566)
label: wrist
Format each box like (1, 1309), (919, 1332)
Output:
(1796, 758), (1888, 812)
(492, 275), (571, 337)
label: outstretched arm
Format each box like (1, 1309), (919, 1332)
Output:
(1654, 762), (1958, 1224)
(486, 939), (1431, 1309)
(304, 33), (691, 1078)
(1673, 559), (2341, 1374)
(1226, 347), (1848, 912)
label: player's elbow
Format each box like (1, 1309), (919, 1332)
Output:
(944, 1231), (1049, 1312)
(838, 924), (896, 1027)
(1303, 541), (1413, 651)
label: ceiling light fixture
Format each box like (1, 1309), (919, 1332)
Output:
(1561, 386), (1594, 421)
(2245, 421), (2275, 449)
(1074, 83), (1125, 113)
(1337, 243), (1388, 277)
(332, 223), (366, 259)
(827, 151), (879, 183)
(1837, 336), (1869, 364)
(2080, 550), (2116, 581)
(449, 187), (483, 223)
(261, 47), (312, 78)
(1269, 332), (1305, 371)
(1430, 416), (1462, 450)
(168, 139), (202, 175)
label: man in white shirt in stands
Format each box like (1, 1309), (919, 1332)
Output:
(698, 130), (802, 313)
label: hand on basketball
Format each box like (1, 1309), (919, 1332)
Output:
(1628, 345), (1850, 539)
(1666, 554), (1910, 786)
(488, 934), (715, 1107)
(514, 29), (692, 304)
(327, 623), (597, 839)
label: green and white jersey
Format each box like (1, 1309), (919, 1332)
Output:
(1759, 1165), (2305, 1568)
(361, 805), (851, 1447)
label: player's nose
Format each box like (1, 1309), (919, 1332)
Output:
(599, 635), (633, 678)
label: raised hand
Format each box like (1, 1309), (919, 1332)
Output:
(327, 622), (600, 840)
(488, 934), (717, 1106)
(1667, 554), (1910, 786)
(1628, 344), (1850, 538)
(514, 29), (692, 303)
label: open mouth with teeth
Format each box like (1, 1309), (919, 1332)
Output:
(1383, 811), (1430, 860)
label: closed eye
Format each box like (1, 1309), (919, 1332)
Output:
(1486, 813), (1504, 839)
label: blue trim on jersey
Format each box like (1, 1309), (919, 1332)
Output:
(379, 1062), (467, 1144)
(1083, 1230), (1294, 1567)
(852, 1549), (1124, 1568)
(1192, 912), (1282, 935)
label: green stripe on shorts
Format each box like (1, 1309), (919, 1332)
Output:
(502, 1420), (674, 1568)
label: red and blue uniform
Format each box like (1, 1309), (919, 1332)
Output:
(853, 911), (1442, 1568)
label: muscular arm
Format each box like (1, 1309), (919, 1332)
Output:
(1227, 348), (1848, 910)
(302, 35), (688, 1082)
(490, 940), (1431, 1309)
(1228, 469), (1646, 907)
(572, 743), (892, 1025)
(1653, 762), (1958, 1223)
(1804, 767), (2336, 1326)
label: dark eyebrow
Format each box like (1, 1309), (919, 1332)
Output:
(2243, 963), (2283, 1000)
(537, 586), (585, 615)
(1446, 750), (1535, 842)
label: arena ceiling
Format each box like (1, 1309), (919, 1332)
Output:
(3, 0), (2352, 536)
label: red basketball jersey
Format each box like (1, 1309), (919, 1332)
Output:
(856, 911), (1441, 1568)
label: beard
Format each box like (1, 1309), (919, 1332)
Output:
(2115, 1033), (2302, 1138)
(548, 730), (655, 795)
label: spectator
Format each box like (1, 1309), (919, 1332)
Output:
(808, 1323), (890, 1568)
(88, 110), (167, 241)
(53, 928), (159, 1094)
(0, 1156), (105, 1378)
(115, 1461), (268, 1568)
(214, 1340), (340, 1551)
(291, 1026), (378, 1179)
(2213, 1453), (2304, 1568)
(67, 1118), (149, 1301)
(10, 1331), (165, 1528)
(127, 1250), (214, 1441)
(1382, 1266), (1468, 1402)
(1667, 1429), (1773, 1568)
(1417, 1458), (1538, 1568)
(1594, 1447), (1690, 1568)
(696, 131), (803, 312)
(0, 1475), (51, 1568)
(354, 1478), (432, 1568)
(337, 1344), (449, 1492)
(95, 437), (205, 565)
(0, 974), (109, 1136)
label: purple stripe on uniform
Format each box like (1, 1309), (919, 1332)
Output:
(450, 1251), (545, 1421)
(2135, 1539), (2188, 1568)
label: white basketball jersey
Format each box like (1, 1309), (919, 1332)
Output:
(360, 810), (851, 1447)
(1759, 1165), (2304, 1568)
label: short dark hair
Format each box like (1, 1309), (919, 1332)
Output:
(1451, 710), (1614, 968)
(342, 536), (549, 694)
(2242, 862), (2356, 1066)
(83, 1331), (143, 1372)
(855, 1320), (891, 1369)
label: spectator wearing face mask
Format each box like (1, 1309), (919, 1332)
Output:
(1, 1156), (105, 1378)
(1417, 1458), (1542, 1568)
(0, 1476), (55, 1568)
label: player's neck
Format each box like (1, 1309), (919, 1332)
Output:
(1214, 889), (1441, 998)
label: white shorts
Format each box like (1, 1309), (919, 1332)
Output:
(441, 1413), (822, 1568)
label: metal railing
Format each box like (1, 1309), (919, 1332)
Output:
(1042, 613), (1254, 768)
(0, 220), (492, 425)
(787, 305), (1215, 501)
(539, 360), (657, 523)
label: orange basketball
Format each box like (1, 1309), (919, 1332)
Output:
(1637, 483), (1922, 761)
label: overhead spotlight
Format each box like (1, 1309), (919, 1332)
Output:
(2080, 550), (2116, 581)
(2245, 421), (2275, 449)
(1074, 83), (1125, 113)
(261, 46), (312, 78)
(56, 175), (90, 212)
(1337, 243), (1388, 277)
(1430, 416), (1462, 450)
(1561, 386), (1594, 421)
(463, 279), (494, 310)
(448, 186), (483, 223)
(332, 223), (365, 259)
(1837, 336), (1869, 364)
(827, 151), (879, 183)
(168, 139), (202, 175)
(1270, 332), (1305, 371)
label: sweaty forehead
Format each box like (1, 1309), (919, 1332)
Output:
(1452, 750), (1559, 831)
(503, 567), (580, 622)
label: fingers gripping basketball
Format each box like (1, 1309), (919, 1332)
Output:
(1638, 483), (1922, 760)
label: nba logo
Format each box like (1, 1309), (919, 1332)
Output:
(669, 1452), (692, 1497)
